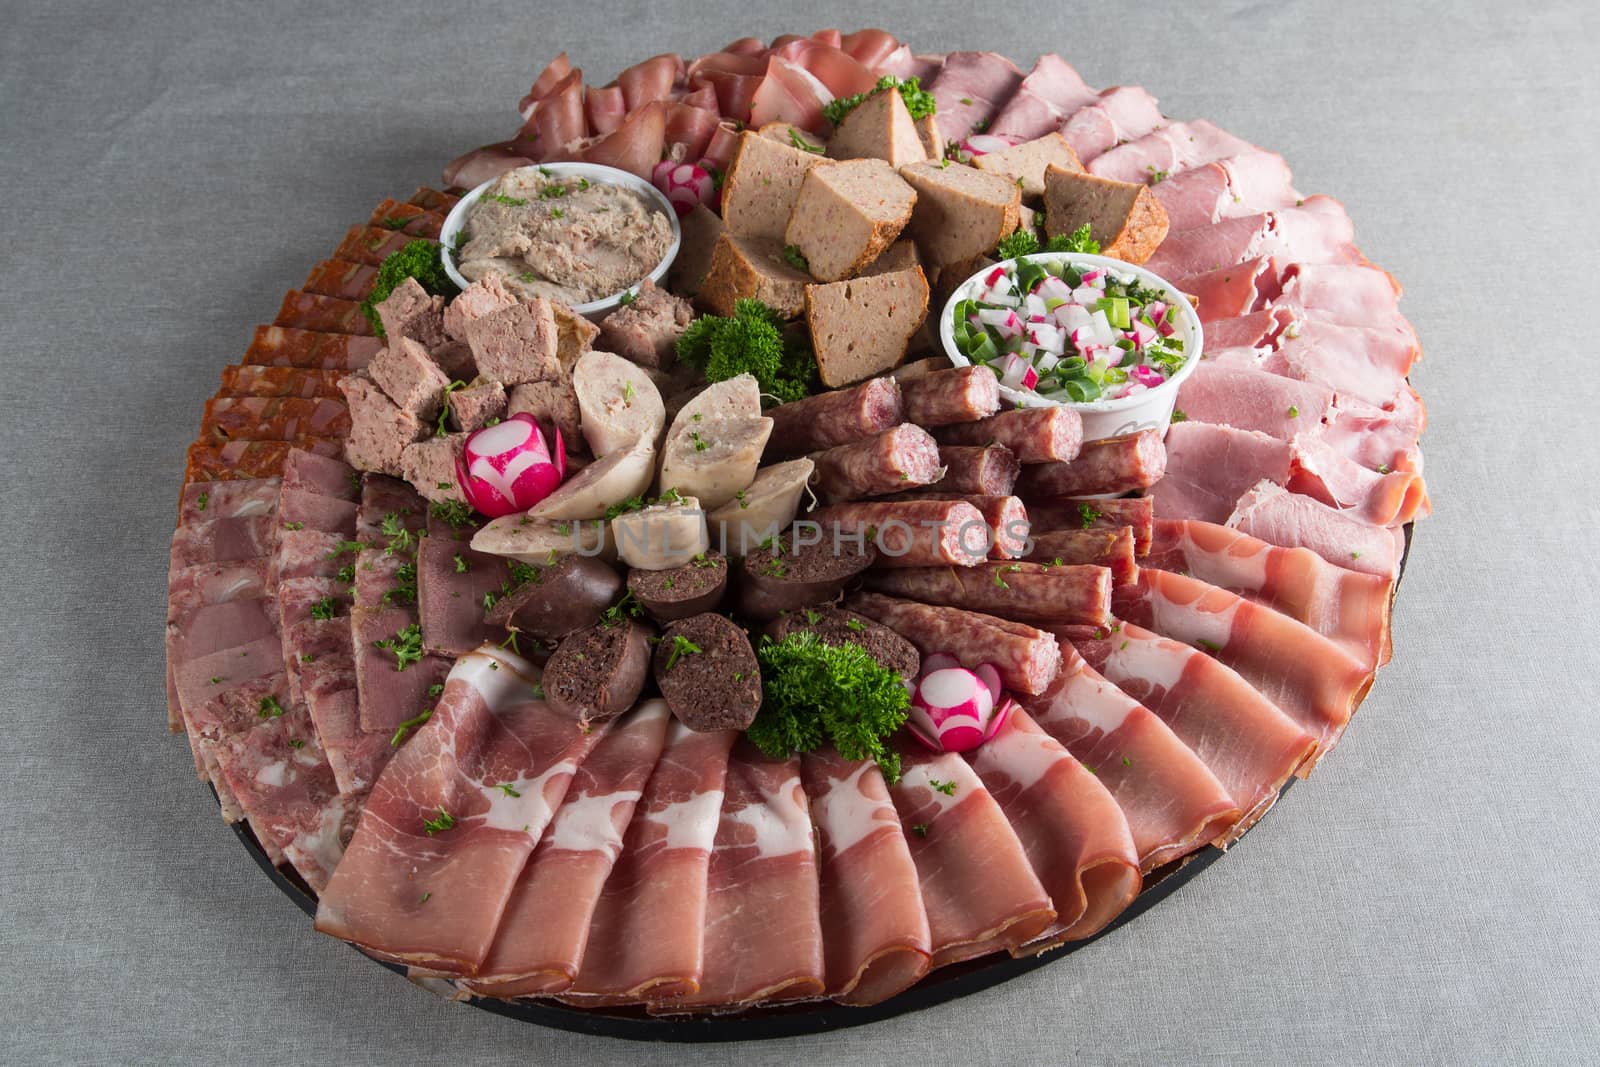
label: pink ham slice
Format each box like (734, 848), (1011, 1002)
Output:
(1274, 261), (1401, 326)
(615, 53), (683, 111)
(1021, 643), (1239, 871)
(666, 742), (826, 1011)
(1145, 201), (1359, 280)
(1059, 86), (1164, 163)
(889, 749), (1056, 965)
(581, 99), (667, 178)
(967, 710), (1140, 949)
(988, 54), (1098, 141)
(1146, 518), (1394, 670)
(748, 56), (831, 131)
(1149, 421), (1292, 525)
(1087, 119), (1254, 184)
(1152, 149), (1299, 231)
(1176, 360), (1335, 440)
(928, 51), (1025, 142)
(464, 700), (673, 998)
(1289, 434), (1429, 526)
(1065, 622), (1316, 841)
(769, 38), (881, 101)
(1206, 306), (1293, 350)
(1323, 387), (1427, 476)
(1174, 257), (1279, 323)
(803, 748), (930, 1005)
(1228, 480), (1406, 579)
(840, 28), (903, 71)
(315, 646), (603, 974)
(1261, 320), (1420, 410)
(1112, 568), (1374, 767)
(562, 721), (737, 1004)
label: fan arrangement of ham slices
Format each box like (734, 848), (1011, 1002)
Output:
(165, 28), (1426, 1020)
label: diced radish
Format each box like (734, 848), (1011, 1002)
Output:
(1131, 320), (1158, 347)
(1072, 286), (1101, 307)
(1023, 294), (1047, 319)
(1130, 364), (1166, 388)
(1030, 322), (1065, 352)
(1037, 276), (1074, 304)
(961, 133), (1018, 158)
(1036, 352), (1059, 372)
(1080, 268), (1106, 286)
(999, 353), (1039, 390)
(1056, 303), (1092, 331)
(455, 414), (566, 519)
(907, 664), (1010, 753)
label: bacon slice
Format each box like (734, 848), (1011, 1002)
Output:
(562, 721), (737, 1003)
(890, 750), (1055, 965)
(315, 646), (603, 973)
(465, 701), (673, 998)
(967, 710), (1140, 948)
(1146, 518), (1393, 669)
(1021, 646), (1239, 871)
(803, 748), (930, 1004)
(1066, 622), (1314, 841)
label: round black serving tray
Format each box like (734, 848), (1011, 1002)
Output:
(231, 526), (1412, 1042)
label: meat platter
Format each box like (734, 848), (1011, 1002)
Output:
(165, 28), (1427, 1039)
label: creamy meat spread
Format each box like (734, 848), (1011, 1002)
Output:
(458, 167), (673, 305)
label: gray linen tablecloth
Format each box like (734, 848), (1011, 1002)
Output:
(3, 1), (1597, 1063)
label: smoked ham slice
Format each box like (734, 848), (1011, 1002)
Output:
(890, 750), (1055, 965)
(803, 748), (931, 1005)
(1228, 480), (1405, 579)
(465, 701), (673, 998)
(315, 646), (603, 973)
(1021, 645), (1239, 871)
(1149, 421), (1291, 525)
(967, 710), (1140, 949)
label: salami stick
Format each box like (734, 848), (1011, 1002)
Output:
(764, 377), (902, 458)
(1023, 527), (1139, 585)
(807, 499), (989, 568)
(810, 425), (944, 503)
(932, 444), (1020, 496)
(1025, 496), (1154, 556)
(933, 406), (1083, 463)
(1016, 429), (1166, 498)
(845, 592), (1063, 695)
(899, 366), (1001, 427)
(866, 562), (1112, 628)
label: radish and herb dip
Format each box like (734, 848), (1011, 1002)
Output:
(950, 258), (1188, 403)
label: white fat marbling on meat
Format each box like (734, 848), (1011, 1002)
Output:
(544, 789), (644, 860)
(812, 762), (897, 855)
(727, 781), (813, 858)
(476, 758), (580, 835)
(254, 760), (289, 787)
(1102, 633), (1188, 695)
(1150, 584), (1240, 652)
(1042, 670), (1140, 735)
(970, 723), (1064, 792)
(1200, 529), (1270, 591)
(644, 788), (725, 851)
(448, 644), (542, 714)
(897, 757), (978, 817)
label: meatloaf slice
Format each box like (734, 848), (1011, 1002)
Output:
(827, 88), (928, 169)
(507, 379), (582, 452)
(804, 266), (930, 387)
(373, 276), (447, 349)
(699, 232), (813, 319)
(784, 159), (917, 282)
(1043, 163), (1170, 265)
(446, 379), (506, 433)
(722, 130), (825, 241)
(972, 132), (1084, 199)
(339, 373), (424, 477)
(898, 160), (1022, 268)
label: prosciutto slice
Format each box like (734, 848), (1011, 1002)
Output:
(890, 749), (1055, 965)
(669, 743), (826, 1011)
(1149, 421), (1292, 525)
(1146, 518), (1394, 670)
(315, 646), (603, 974)
(1021, 645), (1239, 871)
(988, 54), (1097, 141)
(1059, 86), (1164, 163)
(1066, 622), (1315, 840)
(1112, 568), (1373, 766)
(465, 701), (672, 998)
(1176, 360), (1335, 440)
(1087, 119), (1254, 184)
(967, 710), (1140, 949)
(563, 722), (737, 1004)
(1228, 480), (1406, 579)
(803, 748), (930, 1005)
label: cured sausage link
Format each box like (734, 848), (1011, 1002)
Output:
(898, 366), (1002, 427)
(1016, 428), (1166, 497)
(867, 562), (1111, 628)
(933, 444), (1020, 496)
(1023, 528), (1139, 585)
(885, 492), (1030, 559)
(934, 406), (1083, 463)
(1025, 496), (1154, 555)
(808, 499), (989, 568)
(846, 592), (1063, 696)
(765, 377), (903, 458)
(810, 424), (944, 503)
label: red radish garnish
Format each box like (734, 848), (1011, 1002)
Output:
(960, 133), (1018, 158)
(907, 663), (1012, 753)
(652, 158), (716, 216)
(454, 413), (566, 519)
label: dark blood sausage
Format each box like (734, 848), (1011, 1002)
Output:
(929, 445), (1020, 496)
(273, 290), (375, 336)
(865, 561), (1112, 628)
(810, 424), (944, 503)
(845, 592), (1063, 696)
(933, 406), (1084, 463)
(885, 492), (1030, 560)
(764, 377), (903, 459)
(627, 552), (730, 623)
(485, 555), (624, 640)
(809, 499), (990, 569)
(737, 532), (876, 620)
(1025, 495), (1154, 556)
(243, 325), (381, 371)
(653, 613), (762, 732)
(1015, 428), (1167, 498)
(899, 366), (1002, 427)
(1024, 527), (1139, 585)
(543, 618), (654, 725)
(764, 607), (921, 683)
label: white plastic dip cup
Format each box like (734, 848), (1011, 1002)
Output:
(939, 252), (1205, 442)
(439, 162), (682, 320)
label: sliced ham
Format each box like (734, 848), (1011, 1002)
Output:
(1261, 320), (1420, 410)
(769, 38), (880, 100)
(563, 722), (737, 1003)
(988, 54), (1098, 141)
(1274, 261), (1401, 326)
(876, 47), (944, 83)
(1067, 622), (1315, 841)
(1174, 256), (1279, 323)
(1087, 119), (1254, 184)
(967, 710), (1140, 948)
(840, 28), (903, 72)
(1144, 213), (1273, 280)
(315, 646), (603, 973)
(1112, 568), (1373, 766)
(1152, 149), (1298, 231)
(178, 478), (281, 524)
(1149, 421), (1292, 525)
(890, 749), (1055, 965)
(1146, 518), (1394, 670)
(1289, 433), (1429, 526)
(803, 748), (930, 1004)
(465, 701), (673, 998)
(1206, 306), (1293, 349)
(1228, 479), (1406, 579)
(927, 51), (1025, 142)
(748, 55), (832, 131)
(581, 99), (667, 178)
(1059, 86), (1164, 163)
(1322, 387), (1427, 475)
(1176, 360), (1335, 440)
(1021, 644), (1239, 870)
